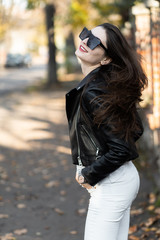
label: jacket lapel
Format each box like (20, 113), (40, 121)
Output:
(66, 67), (101, 121)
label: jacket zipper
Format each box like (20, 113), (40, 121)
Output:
(75, 105), (83, 166)
(81, 125), (100, 160)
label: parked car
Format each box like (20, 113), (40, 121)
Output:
(4, 53), (32, 68)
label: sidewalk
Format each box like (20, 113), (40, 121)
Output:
(0, 87), (160, 240)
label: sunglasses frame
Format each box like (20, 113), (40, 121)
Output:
(79, 27), (108, 52)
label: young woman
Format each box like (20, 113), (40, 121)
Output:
(65, 23), (148, 240)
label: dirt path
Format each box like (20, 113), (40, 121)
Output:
(0, 89), (159, 240)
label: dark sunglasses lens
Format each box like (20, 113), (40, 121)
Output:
(79, 27), (103, 50)
(87, 37), (100, 50)
(79, 27), (89, 40)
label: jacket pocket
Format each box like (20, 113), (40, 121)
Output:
(80, 124), (101, 160)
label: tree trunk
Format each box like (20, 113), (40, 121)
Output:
(45, 4), (57, 87)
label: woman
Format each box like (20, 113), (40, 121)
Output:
(65, 23), (147, 240)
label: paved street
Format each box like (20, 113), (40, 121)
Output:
(0, 89), (88, 240)
(0, 66), (160, 239)
(0, 63), (46, 94)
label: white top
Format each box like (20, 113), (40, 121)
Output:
(76, 165), (85, 176)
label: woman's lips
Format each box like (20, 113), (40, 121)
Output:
(79, 45), (88, 52)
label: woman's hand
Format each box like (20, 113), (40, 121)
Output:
(75, 172), (92, 189)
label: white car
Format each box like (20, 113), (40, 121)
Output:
(5, 53), (32, 68)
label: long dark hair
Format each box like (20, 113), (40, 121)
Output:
(89, 23), (148, 141)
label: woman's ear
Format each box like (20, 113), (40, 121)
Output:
(100, 58), (112, 65)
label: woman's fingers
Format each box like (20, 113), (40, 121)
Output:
(75, 173), (93, 189)
(82, 183), (92, 189)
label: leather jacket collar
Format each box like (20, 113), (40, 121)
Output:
(76, 66), (101, 91)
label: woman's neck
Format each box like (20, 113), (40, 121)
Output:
(81, 62), (101, 76)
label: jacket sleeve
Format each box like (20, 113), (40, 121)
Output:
(81, 85), (140, 186)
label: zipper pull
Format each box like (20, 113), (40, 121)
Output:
(77, 156), (82, 166)
(96, 147), (99, 157)
(96, 148), (101, 160)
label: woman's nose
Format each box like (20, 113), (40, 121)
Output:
(82, 37), (89, 45)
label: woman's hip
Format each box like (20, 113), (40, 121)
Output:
(88, 161), (140, 209)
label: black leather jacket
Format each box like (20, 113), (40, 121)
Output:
(66, 66), (143, 186)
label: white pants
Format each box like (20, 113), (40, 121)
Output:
(84, 161), (140, 240)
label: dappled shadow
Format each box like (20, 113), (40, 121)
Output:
(0, 89), (88, 240)
(0, 88), (160, 239)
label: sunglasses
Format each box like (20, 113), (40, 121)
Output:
(79, 27), (108, 52)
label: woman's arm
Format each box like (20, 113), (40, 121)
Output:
(81, 84), (141, 186)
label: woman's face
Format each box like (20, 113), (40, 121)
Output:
(75, 26), (108, 67)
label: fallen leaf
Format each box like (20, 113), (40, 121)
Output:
(147, 205), (155, 211)
(149, 193), (156, 204)
(14, 228), (28, 235)
(11, 182), (20, 188)
(60, 190), (67, 196)
(142, 227), (154, 232)
(0, 233), (15, 240)
(45, 180), (60, 188)
(131, 208), (143, 216)
(17, 203), (26, 209)
(15, 195), (25, 201)
(156, 229), (160, 236)
(54, 208), (64, 215)
(144, 215), (160, 227)
(0, 196), (3, 201)
(1, 173), (8, 180)
(154, 207), (160, 214)
(129, 235), (140, 240)
(42, 175), (51, 180)
(140, 233), (149, 239)
(0, 214), (9, 219)
(142, 226), (158, 233)
(78, 197), (86, 205)
(60, 159), (67, 166)
(139, 201), (148, 208)
(70, 230), (78, 235)
(129, 225), (138, 234)
(77, 208), (87, 216)
(150, 227), (158, 231)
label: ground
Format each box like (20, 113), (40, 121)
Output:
(0, 84), (160, 240)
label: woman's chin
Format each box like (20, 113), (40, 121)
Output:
(75, 48), (82, 57)
(75, 50), (86, 62)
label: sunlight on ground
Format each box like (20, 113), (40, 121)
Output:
(0, 92), (67, 150)
(0, 154), (5, 162)
(56, 146), (71, 155)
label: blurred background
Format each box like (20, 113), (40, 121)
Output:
(0, 0), (160, 239)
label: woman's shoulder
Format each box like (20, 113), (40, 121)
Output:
(86, 73), (107, 90)
(82, 76), (107, 105)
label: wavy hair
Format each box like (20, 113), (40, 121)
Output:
(90, 23), (148, 141)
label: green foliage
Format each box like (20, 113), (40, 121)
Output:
(92, 0), (136, 25)
(68, 0), (146, 29)
(68, 0), (90, 28)
(92, 1), (119, 17)
(27, 0), (46, 9)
